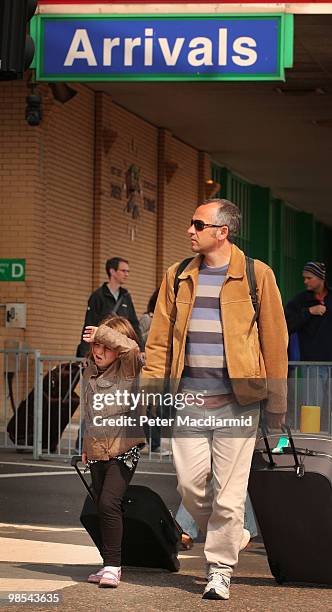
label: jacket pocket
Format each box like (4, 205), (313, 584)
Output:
(230, 334), (258, 378)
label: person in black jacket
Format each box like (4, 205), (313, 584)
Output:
(285, 261), (332, 361)
(77, 257), (143, 357)
(285, 261), (332, 430)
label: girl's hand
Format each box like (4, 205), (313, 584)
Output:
(82, 451), (88, 465)
(83, 326), (98, 343)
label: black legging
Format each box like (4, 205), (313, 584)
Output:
(90, 459), (135, 566)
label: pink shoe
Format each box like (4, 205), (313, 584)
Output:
(99, 567), (121, 588)
(87, 568), (105, 584)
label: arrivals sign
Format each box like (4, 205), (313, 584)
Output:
(32, 14), (293, 81)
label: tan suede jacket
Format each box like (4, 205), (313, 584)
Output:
(142, 244), (288, 414)
(83, 325), (145, 460)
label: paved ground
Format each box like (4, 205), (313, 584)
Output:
(0, 449), (331, 612)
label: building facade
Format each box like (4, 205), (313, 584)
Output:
(1, 1), (332, 355)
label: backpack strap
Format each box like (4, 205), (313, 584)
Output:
(112, 291), (126, 315)
(173, 257), (194, 298)
(245, 255), (259, 322)
(174, 255), (259, 321)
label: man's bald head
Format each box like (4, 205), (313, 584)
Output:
(198, 199), (241, 243)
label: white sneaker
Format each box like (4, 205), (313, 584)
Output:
(203, 528), (251, 581)
(240, 528), (251, 551)
(203, 571), (230, 600)
(151, 447), (171, 456)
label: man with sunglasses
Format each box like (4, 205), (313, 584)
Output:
(143, 199), (288, 601)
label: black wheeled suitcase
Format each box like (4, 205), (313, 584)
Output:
(248, 424), (332, 586)
(7, 363), (80, 451)
(71, 456), (181, 572)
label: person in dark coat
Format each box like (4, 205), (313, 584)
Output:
(77, 257), (143, 357)
(285, 261), (332, 430)
(285, 261), (332, 361)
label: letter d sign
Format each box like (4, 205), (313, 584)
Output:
(12, 263), (24, 279)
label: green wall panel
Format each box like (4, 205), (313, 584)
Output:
(271, 198), (284, 296)
(211, 165), (228, 198)
(211, 162), (332, 302)
(250, 186), (271, 264)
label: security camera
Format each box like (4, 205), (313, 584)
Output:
(25, 92), (43, 126)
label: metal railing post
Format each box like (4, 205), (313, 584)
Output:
(328, 366), (331, 436)
(294, 365), (299, 430)
(33, 351), (43, 460)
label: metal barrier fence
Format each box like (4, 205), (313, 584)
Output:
(0, 349), (85, 460)
(34, 356), (84, 460)
(288, 362), (332, 435)
(0, 348), (40, 454)
(1, 350), (331, 460)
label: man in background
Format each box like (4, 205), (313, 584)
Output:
(285, 262), (331, 362)
(285, 261), (332, 430)
(77, 256), (143, 356)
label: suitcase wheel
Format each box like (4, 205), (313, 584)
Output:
(268, 559), (286, 585)
(171, 553), (180, 573)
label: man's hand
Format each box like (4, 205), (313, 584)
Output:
(309, 304), (326, 316)
(82, 451), (88, 465)
(83, 326), (98, 343)
(265, 412), (286, 430)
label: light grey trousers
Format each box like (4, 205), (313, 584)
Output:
(172, 401), (259, 577)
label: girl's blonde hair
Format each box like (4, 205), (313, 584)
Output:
(88, 315), (139, 362)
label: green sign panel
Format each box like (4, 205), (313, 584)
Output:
(32, 14), (294, 81)
(0, 259), (26, 282)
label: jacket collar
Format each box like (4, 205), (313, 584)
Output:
(101, 283), (128, 298)
(177, 243), (246, 281)
(305, 286), (332, 299)
(227, 244), (246, 279)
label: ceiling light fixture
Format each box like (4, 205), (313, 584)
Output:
(49, 82), (77, 104)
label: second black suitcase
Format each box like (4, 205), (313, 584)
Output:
(72, 457), (181, 572)
(7, 363), (80, 452)
(249, 426), (332, 586)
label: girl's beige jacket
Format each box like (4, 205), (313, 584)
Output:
(83, 325), (145, 461)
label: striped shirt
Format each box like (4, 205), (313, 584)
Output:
(181, 263), (232, 396)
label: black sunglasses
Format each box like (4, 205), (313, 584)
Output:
(190, 219), (224, 232)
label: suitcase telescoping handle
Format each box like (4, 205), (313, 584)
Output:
(71, 455), (95, 501)
(261, 423), (303, 475)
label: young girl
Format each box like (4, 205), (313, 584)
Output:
(81, 315), (145, 588)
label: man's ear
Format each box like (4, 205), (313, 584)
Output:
(217, 226), (228, 240)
